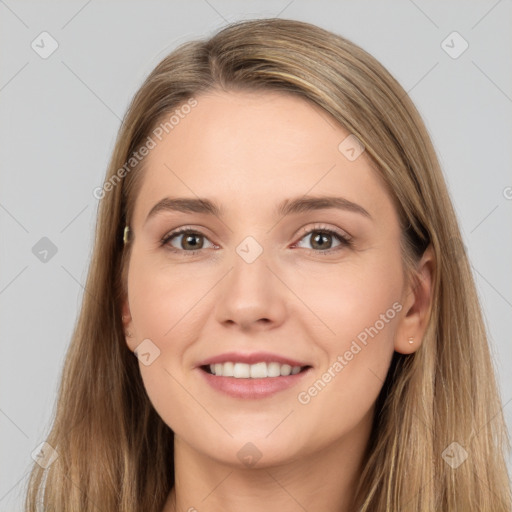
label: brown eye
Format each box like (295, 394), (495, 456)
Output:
(161, 229), (214, 253)
(294, 226), (352, 254)
(309, 231), (335, 250)
(177, 232), (204, 250)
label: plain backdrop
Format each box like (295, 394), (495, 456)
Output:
(1, 0), (511, 509)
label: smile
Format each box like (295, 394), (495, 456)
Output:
(203, 361), (309, 378)
(198, 362), (313, 399)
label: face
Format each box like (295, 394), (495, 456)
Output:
(122, 89), (415, 468)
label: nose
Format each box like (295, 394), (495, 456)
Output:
(214, 243), (287, 332)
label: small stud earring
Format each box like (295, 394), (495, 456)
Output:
(125, 330), (133, 338)
(408, 337), (414, 344)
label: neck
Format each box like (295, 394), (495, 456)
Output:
(162, 407), (373, 512)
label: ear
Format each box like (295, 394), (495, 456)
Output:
(121, 297), (137, 352)
(394, 244), (435, 354)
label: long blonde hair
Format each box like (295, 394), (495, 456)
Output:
(24, 18), (511, 511)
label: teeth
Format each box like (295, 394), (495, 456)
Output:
(267, 362), (281, 377)
(222, 361), (234, 377)
(234, 362), (250, 378)
(280, 364), (291, 376)
(250, 362), (267, 378)
(208, 362), (304, 378)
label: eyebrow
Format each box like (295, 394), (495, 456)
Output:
(144, 194), (372, 225)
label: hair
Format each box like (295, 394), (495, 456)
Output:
(24, 17), (510, 512)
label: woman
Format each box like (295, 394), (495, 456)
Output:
(24, 18), (511, 511)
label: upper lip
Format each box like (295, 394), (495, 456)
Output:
(196, 351), (311, 368)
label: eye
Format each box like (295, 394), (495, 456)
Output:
(160, 227), (215, 255)
(293, 225), (352, 254)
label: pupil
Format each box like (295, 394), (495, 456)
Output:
(312, 232), (331, 250)
(184, 234), (201, 250)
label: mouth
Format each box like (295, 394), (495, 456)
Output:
(200, 362), (312, 378)
(197, 361), (313, 399)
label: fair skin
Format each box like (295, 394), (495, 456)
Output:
(121, 89), (434, 512)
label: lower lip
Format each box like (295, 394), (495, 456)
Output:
(197, 367), (313, 399)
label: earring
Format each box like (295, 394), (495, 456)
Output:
(125, 330), (133, 338)
(408, 337), (414, 344)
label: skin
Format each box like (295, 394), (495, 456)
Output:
(121, 89), (434, 512)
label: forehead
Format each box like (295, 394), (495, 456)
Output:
(149, 88), (346, 164)
(132, 89), (390, 225)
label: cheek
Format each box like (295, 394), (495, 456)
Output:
(290, 256), (402, 415)
(293, 253), (403, 352)
(128, 247), (206, 341)
(126, 250), (218, 431)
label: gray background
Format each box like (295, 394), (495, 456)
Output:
(1, 0), (511, 509)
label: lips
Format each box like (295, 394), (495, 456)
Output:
(195, 351), (313, 399)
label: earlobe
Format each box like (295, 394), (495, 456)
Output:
(394, 244), (435, 355)
(395, 335), (419, 355)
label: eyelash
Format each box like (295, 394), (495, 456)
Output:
(160, 224), (352, 257)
